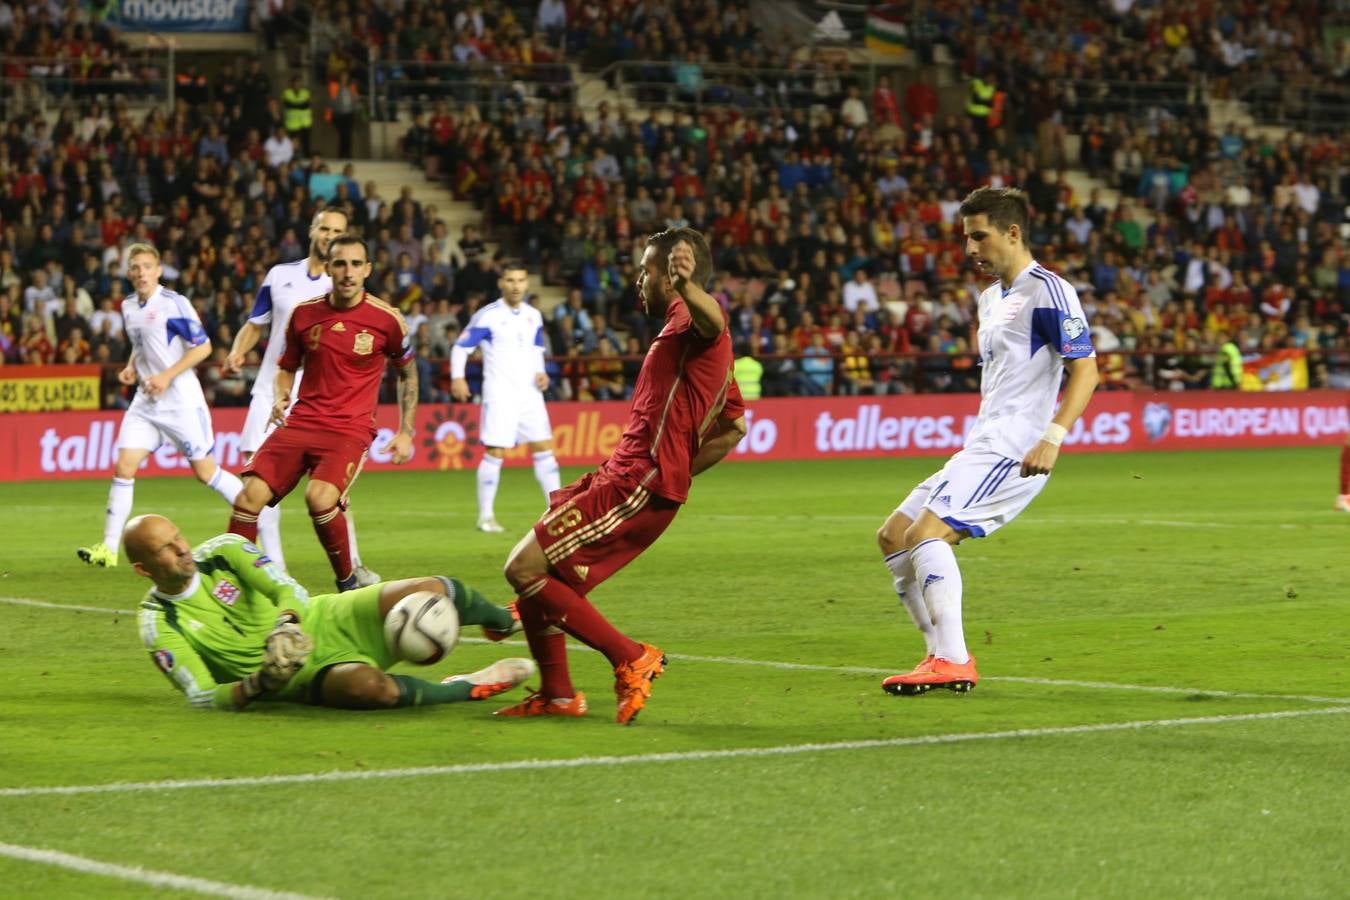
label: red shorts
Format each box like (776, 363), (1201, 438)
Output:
(244, 425), (369, 505)
(533, 469), (680, 593)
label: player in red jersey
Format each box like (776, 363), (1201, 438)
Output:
(228, 236), (417, 591)
(496, 227), (747, 724)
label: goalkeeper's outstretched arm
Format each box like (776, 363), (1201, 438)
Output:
(142, 610), (312, 710)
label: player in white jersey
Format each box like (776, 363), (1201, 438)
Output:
(450, 260), (561, 532)
(876, 187), (1100, 695)
(223, 208), (380, 586)
(77, 243), (246, 568)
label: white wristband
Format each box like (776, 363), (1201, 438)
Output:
(1042, 422), (1068, 446)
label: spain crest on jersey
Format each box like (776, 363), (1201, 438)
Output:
(354, 331), (374, 355)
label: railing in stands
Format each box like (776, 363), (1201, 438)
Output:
(1039, 78), (1203, 129)
(0, 54), (171, 112)
(1235, 81), (1350, 133)
(595, 59), (882, 113)
(369, 60), (577, 119)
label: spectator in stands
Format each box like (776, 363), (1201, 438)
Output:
(800, 331), (833, 395)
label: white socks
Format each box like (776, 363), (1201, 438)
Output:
(884, 548), (936, 656)
(207, 466), (243, 505)
(533, 449), (561, 500)
(102, 477), (136, 549)
(910, 538), (969, 664)
(346, 509), (363, 567)
(477, 454), (503, 522)
(257, 504), (286, 570)
(254, 504), (359, 573)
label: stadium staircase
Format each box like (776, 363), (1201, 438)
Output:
(343, 159), (568, 314)
(1052, 89), (1287, 226)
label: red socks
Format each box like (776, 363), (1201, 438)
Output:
(1340, 446), (1349, 495)
(310, 504), (353, 581)
(228, 505), (259, 541)
(516, 593), (575, 699)
(517, 576), (644, 698)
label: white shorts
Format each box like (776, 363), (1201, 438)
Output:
(479, 391), (553, 448)
(240, 391), (277, 454)
(117, 402), (216, 461)
(894, 447), (1048, 538)
(241, 375), (302, 454)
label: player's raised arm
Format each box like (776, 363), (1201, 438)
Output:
(669, 239), (724, 339)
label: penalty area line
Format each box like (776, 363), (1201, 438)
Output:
(5, 596), (1348, 707)
(1, 706), (1347, 799)
(0, 841), (330, 900)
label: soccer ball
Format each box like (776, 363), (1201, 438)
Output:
(383, 590), (460, 665)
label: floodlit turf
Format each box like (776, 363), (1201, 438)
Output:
(1, 447), (1347, 898)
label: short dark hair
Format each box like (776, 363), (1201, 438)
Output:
(327, 234), (368, 260)
(958, 187), (1031, 246)
(646, 227), (712, 289)
(500, 257), (528, 274)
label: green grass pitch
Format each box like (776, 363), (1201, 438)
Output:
(1, 447), (1347, 898)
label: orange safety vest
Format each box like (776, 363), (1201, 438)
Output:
(325, 79), (360, 122)
(988, 91), (1006, 128)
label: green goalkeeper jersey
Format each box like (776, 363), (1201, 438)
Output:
(138, 534), (310, 710)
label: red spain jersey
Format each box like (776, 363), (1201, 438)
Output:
(602, 296), (744, 503)
(279, 292), (412, 442)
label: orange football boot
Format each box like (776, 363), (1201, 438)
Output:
(882, 655), (978, 696)
(614, 643), (666, 724)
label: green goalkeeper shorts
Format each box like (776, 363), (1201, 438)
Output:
(273, 584), (398, 703)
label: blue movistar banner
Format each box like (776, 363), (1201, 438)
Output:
(114, 0), (248, 31)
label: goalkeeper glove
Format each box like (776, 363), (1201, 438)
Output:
(240, 623), (315, 702)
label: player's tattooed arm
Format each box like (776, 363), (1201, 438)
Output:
(381, 359), (418, 464)
(396, 358), (417, 434)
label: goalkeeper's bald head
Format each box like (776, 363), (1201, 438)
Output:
(124, 514), (197, 589)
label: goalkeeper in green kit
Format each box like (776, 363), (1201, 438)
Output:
(126, 514), (534, 710)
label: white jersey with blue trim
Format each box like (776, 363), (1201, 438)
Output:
(122, 285), (209, 410)
(966, 260), (1096, 460)
(247, 259), (330, 397)
(450, 298), (546, 400)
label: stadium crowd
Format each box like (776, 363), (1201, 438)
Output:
(2, 0), (1349, 408)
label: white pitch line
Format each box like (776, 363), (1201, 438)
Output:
(0, 596), (126, 615)
(459, 639), (1350, 706)
(2, 706), (1346, 800)
(703, 513), (1334, 530)
(0, 841), (330, 900)
(6, 596), (1348, 706)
